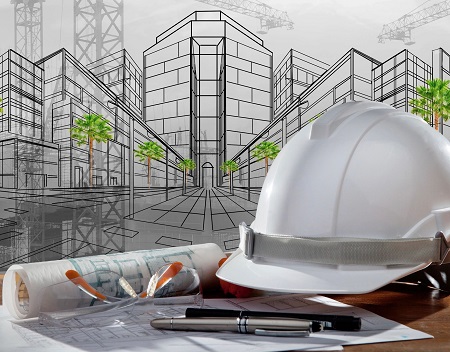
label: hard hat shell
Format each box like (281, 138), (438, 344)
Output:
(217, 101), (450, 294)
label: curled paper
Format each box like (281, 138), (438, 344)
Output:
(3, 243), (226, 319)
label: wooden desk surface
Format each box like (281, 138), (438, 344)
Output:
(332, 283), (450, 352)
(0, 277), (449, 351)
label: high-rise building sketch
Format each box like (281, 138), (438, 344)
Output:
(0, 5), (449, 271)
(143, 11), (273, 189)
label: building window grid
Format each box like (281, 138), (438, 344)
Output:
(143, 17), (273, 189)
(373, 50), (432, 114)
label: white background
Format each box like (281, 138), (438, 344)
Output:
(0, 0), (448, 68)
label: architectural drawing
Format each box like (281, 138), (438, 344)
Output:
(0, 0), (449, 271)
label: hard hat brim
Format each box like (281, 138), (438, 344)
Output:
(216, 248), (430, 294)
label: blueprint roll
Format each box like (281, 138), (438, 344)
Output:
(2, 243), (226, 319)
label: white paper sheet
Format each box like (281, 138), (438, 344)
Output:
(207, 294), (433, 346)
(0, 293), (432, 352)
(0, 311), (342, 352)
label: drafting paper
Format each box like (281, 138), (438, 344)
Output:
(3, 243), (225, 319)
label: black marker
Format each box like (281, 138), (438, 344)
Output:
(185, 307), (361, 331)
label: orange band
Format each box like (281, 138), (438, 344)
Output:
(155, 262), (184, 290)
(65, 270), (108, 301)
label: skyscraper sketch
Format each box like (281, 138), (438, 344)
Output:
(0, 1), (449, 270)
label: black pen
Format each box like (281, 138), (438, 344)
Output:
(185, 307), (361, 331)
(151, 316), (322, 337)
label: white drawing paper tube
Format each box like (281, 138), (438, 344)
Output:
(2, 243), (226, 319)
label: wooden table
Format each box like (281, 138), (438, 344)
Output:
(1, 276), (449, 351)
(333, 282), (450, 351)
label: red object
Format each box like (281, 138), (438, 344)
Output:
(217, 257), (253, 298)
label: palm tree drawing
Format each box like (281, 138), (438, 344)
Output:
(177, 158), (196, 190)
(220, 160), (239, 193)
(251, 141), (280, 176)
(71, 113), (113, 187)
(410, 78), (450, 131)
(134, 141), (165, 188)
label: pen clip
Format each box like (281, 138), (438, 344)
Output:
(254, 329), (310, 337)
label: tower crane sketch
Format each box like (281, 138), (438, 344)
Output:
(194, 0), (294, 33)
(11, 0), (45, 62)
(378, 0), (450, 45)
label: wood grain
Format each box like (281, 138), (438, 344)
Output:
(333, 283), (450, 351)
(0, 278), (449, 350)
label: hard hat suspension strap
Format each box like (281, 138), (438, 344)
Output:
(240, 223), (450, 266)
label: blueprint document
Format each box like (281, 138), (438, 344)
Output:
(0, 294), (431, 352)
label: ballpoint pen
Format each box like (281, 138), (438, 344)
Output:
(185, 307), (361, 331)
(150, 316), (323, 337)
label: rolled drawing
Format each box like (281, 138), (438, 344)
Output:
(2, 243), (226, 319)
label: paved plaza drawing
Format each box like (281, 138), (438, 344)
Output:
(0, 1), (450, 271)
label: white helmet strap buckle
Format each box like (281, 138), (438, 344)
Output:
(240, 223), (450, 266)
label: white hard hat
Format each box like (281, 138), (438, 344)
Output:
(217, 101), (450, 294)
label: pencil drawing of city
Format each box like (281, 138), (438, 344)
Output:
(0, 0), (449, 270)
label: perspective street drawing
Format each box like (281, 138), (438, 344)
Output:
(0, 0), (449, 271)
